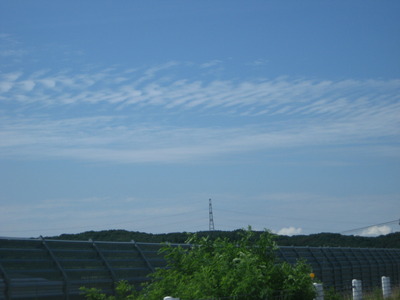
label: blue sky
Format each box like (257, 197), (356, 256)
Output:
(1, 1), (399, 238)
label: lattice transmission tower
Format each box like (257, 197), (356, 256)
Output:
(209, 198), (215, 231)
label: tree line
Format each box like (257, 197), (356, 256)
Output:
(48, 229), (400, 248)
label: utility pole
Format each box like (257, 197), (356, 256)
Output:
(209, 198), (215, 231)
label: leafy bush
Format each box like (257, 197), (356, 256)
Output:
(137, 227), (315, 300)
(81, 228), (316, 300)
(80, 281), (137, 300)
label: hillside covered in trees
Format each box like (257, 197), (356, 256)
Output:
(48, 229), (400, 249)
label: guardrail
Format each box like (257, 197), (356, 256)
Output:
(0, 237), (399, 299)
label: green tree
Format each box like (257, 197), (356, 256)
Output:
(137, 227), (315, 300)
(81, 228), (316, 300)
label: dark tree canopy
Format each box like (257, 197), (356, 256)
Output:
(49, 230), (400, 249)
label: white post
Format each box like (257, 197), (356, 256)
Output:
(313, 283), (324, 300)
(382, 276), (391, 299)
(352, 279), (362, 300)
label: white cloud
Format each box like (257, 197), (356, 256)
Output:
(0, 49), (26, 57)
(0, 104), (399, 164)
(2, 66), (399, 115)
(1, 63), (399, 164)
(19, 80), (36, 91)
(359, 225), (392, 237)
(3, 71), (22, 81)
(200, 60), (223, 68)
(248, 58), (269, 66)
(0, 81), (13, 93)
(276, 227), (303, 236)
(0, 34), (26, 58)
(39, 78), (56, 88)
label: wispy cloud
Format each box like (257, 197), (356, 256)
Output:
(200, 59), (223, 68)
(1, 113), (399, 164)
(0, 34), (26, 57)
(1, 63), (399, 164)
(2, 66), (399, 113)
(247, 58), (269, 66)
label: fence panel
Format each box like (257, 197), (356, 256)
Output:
(1, 237), (399, 299)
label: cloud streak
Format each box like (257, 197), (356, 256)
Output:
(1, 65), (399, 114)
(1, 63), (399, 164)
(1, 113), (399, 164)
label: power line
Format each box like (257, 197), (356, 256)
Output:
(340, 219), (399, 235)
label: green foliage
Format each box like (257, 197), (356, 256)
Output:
(80, 287), (108, 300)
(80, 281), (137, 300)
(114, 281), (137, 300)
(323, 287), (400, 300)
(80, 228), (316, 300)
(137, 227), (315, 300)
(323, 287), (344, 300)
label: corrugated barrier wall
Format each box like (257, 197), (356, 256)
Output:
(0, 237), (399, 299)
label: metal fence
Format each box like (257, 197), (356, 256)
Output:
(0, 237), (399, 299)
(275, 246), (400, 294)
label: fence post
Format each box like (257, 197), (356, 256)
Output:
(90, 239), (118, 293)
(382, 276), (391, 299)
(352, 279), (362, 300)
(0, 261), (11, 300)
(313, 283), (324, 300)
(40, 237), (69, 300)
